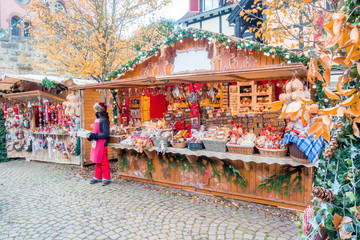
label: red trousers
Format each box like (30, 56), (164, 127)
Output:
(94, 147), (111, 180)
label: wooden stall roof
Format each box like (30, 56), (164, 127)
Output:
(70, 63), (307, 90)
(3, 90), (66, 103)
(0, 74), (97, 91)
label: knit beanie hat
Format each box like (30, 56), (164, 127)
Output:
(93, 102), (107, 113)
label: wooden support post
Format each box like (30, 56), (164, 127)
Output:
(144, 149), (155, 160)
(243, 162), (250, 171)
(185, 155), (198, 164)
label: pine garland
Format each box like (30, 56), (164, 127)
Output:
(258, 166), (303, 196)
(74, 137), (81, 156)
(222, 161), (247, 189)
(145, 158), (154, 180)
(26, 139), (32, 152)
(0, 109), (8, 163)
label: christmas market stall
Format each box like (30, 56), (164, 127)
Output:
(0, 74), (115, 166)
(71, 29), (320, 209)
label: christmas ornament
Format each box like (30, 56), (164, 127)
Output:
(312, 186), (336, 202)
(323, 128), (342, 160)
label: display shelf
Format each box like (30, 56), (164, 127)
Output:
(109, 143), (315, 168)
(32, 132), (69, 136)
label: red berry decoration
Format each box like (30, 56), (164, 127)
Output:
(249, 49), (253, 53)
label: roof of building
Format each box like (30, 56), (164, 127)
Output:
(0, 74), (97, 90)
(177, 4), (234, 24)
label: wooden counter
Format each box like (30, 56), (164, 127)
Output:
(110, 143), (314, 210)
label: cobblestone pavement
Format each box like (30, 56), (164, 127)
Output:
(0, 161), (299, 240)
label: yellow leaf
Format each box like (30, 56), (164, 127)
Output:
(323, 124), (331, 142)
(341, 93), (359, 106)
(319, 107), (339, 116)
(324, 87), (340, 100)
(349, 27), (359, 43)
(353, 120), (360, 138)
(337, 107), (346, 117)
(323, 20), (334, 36)
(346, 106), (360, 117)
(315, 128), (324, 140)
(337, 83), (357, 96)
(268, 99), (286, 111)
(286, 102), (302, 113)
(308, 122), (323, 136)
(299, 97), (313, 104)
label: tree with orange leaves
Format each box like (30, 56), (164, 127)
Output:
(132, 18), (175, 52)
(25, 0), (170, 83)
(239, 0), (342, 50)
(267, 0), (360, 238)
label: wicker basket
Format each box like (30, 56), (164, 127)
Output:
(187, 142), (204, 151)
(226, 144), (254, 155)
(289, 143), (309, 163)
(152, 137), (170, 148)
(256, 147), (288, 158)
(202, 139), (227, 152)
(171, 142), (187, 148)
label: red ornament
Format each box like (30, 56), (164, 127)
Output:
(190, 30), (194, 34)
(133, 65), (137, 69)
(249, 49), (253, 54)
(230, 40), (235, 45)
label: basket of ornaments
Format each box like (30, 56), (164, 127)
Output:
(255, 124), (288, 158)
(202, 126), (230, 152)
(226, 125), (256, 155)
(186, 129), (205, 151)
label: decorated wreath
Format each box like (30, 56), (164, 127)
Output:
(13, 141), (25, 152)
(16, 130), (25, 140)
(6, 143), (13, 152)
(5, 119), (13, 129)
(6, 132), (14, 142)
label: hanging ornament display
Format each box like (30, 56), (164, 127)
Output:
(323, 128), (342, 160)
(4, 104), (7, 118)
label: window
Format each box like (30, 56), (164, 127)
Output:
(16, 0), (31, 6)
(24, 22), (31, 37)
(203, 0), (219, 11)
(11, 16), (20, 36)
(54, 1), (66, 12)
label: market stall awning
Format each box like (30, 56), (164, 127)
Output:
(70, 76), (157, 90)
(3, 90), (66, 103)
(70, 63), (307, 90)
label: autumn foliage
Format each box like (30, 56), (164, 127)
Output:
(25, 0), (170, 82)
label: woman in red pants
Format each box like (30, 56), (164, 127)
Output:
(87, 102), (111, 186)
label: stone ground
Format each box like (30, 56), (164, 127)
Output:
(0, 160), (300, 240)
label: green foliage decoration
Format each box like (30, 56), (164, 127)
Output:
(258, 166), (303, 196)
(26, 139), (32, 153)
(0, 109), (8, 163)
(74, 137), (81, 156)
(222, 161), (247, 189)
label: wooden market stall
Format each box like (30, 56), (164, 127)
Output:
(71, 29), (314, 209)
(0, 74), (116, 166)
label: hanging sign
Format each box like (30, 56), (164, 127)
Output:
(173, 48), (213, 73)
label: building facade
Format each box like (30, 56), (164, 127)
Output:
(0, 0), (65, 36)
(177, 0), (260, 40)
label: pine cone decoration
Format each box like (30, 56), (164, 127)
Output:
(323, 128), (342, 160)
(312, 186), (336, 202)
